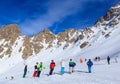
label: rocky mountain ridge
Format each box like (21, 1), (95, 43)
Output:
(0, 2), (120, 59)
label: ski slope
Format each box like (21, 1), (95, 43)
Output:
(0, 59), (120, 84)
(0, 15), (120, 84)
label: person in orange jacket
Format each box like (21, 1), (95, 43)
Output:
(80, 58), (83, 63)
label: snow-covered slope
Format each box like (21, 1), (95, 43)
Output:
(0, 21), (120, 84)
(1, 60), (120, 84)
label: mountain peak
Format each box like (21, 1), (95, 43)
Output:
(0, 24), (21, 41)
(95, 2), (120, 27)
(44, 28), (52, 34)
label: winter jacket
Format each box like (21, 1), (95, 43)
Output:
(87, 60), (93, 67)
(107, 56), (110, 61)
(34, 65), (38, 71)
(80, 58), (83, 63)
(37, 64), (45, 71)
(69, 60), (76, 67)
(50, 62), (56, 69)
(60, 60), (65, 67)
(24, 65), (27, 72)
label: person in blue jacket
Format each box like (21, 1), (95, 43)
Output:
(87, 59), (93, 73)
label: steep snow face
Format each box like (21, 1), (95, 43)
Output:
(79, 24), (120, 59)
(0, 37), (24, 74)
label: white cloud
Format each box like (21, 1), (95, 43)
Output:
(20, 0), (85, 35)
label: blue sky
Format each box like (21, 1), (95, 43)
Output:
(0, 0), (119, 35)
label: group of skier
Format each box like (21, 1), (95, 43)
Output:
(22, 58), (94, 78)
(23, 56), (118, 78)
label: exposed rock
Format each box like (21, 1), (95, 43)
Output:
(19, 47), (22, 52)
(33, 43), (43, 54)
(57, 29), (77, 44)
(79, 34), (84, 40)
(104, 27), (108, 30)
(96, 3), (120, 26)
(102, 31), (106, 35)
(5, 48), (12, 57)
(98, 17), (104, 23)
(80, 42), (89, 48)
(0, 54), (4, 58)
(0, 46), (4, 53)
(68, 38), (75, 43)
(0, 24), (21, 42)
(0, 24), (21, 58)
(63, 43), (69, 50)
(110, 20), (119, 27)
(22, 35), (33, 59)
(46, 44), (53, 49)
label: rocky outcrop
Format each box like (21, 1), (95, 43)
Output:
(80, 41), (89, 48)
(22, 35), (33, 59)
(96, 2), (120, 26)
(43, 28), (56, 44)
(0, 24), (21, 42)
(0, 24), (21, 58)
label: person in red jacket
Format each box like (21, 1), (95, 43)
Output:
(49, 60), (56, 75)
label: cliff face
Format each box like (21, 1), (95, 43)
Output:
(0, 24), (21, 42)
(0, 24), (21, 58)
(96, 2), (120, 27)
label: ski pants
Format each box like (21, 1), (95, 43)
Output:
(61, 67), (65, 74)
(23, 70), (27, 78)
(33, 71), (38, 77)
(88, 66), (92, 73)
(37, 71), (41, 77)
(69, 67), (74, 73)
(108, 60), (110, 64)
(49, 69), (54, 75)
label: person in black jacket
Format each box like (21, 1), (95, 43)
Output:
(87, 59), (93, 73)
(107, 56), (110, 64)
(33, 62), (38, 77)
(23, 65), (27, 78)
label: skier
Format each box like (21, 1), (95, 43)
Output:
(85, 58), (87, 62)
(69, 59), (76, 73)
(115, 56), (118, 63)
(107, 56), (110, 64)
(98, 57), (101, 61)
(80, 58), (83, 63)
(49, 60), (56, 75)
(37, 62), (45, 77)
(87, 59), (93, 73)
(60, 59), (65, 75)
(23, 65), (27, 78)
(94, 57), (98, 62)
(33, 62), (38, 77)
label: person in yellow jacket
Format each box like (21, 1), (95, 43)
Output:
(37, 62), (45, 77)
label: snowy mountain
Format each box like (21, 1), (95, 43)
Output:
(0, 2), (120, 84)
